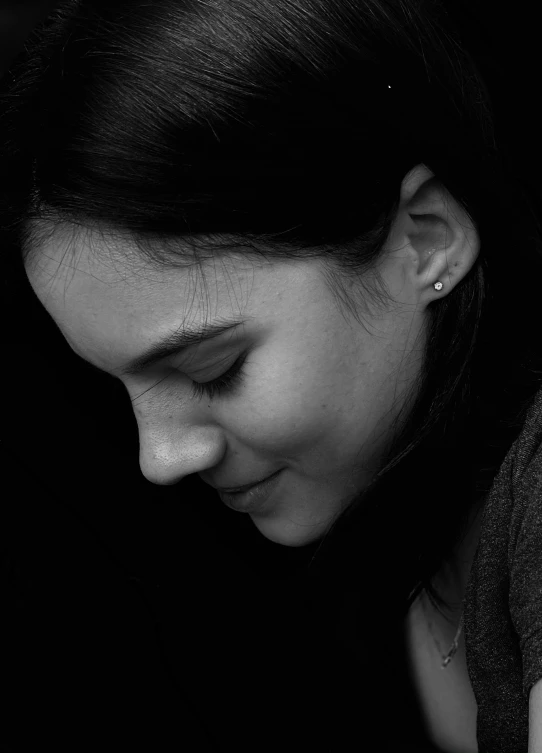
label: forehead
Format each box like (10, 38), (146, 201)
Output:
(24, 225), (276, 363)
(29, 224), (264, 295)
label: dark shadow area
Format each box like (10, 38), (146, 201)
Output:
(0, 1), (58, 76)
(1, 2), (540, 751)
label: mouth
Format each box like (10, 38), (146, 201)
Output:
(217, 471), (280, 494)
(217, 470), (284, 513)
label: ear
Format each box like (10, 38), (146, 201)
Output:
(385, 163), (480, 306)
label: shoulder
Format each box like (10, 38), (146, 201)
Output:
(463, 383), (542, 636)
(503, 386), (542, 700)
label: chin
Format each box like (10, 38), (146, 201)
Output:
(248, 513), (329, 547)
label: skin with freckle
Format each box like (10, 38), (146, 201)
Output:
(26, 236), (425, 546)
(25, 165), (478, 548)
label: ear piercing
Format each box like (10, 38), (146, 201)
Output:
(434, 281), (443, 291)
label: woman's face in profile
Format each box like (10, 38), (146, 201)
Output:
(25, 227), (426, 547)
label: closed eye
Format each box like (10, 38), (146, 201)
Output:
(189, 352), (249, 400)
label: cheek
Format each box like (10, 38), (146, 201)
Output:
(221, 359), (349, 453)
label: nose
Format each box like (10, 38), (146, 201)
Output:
(138, 423), (227, 486)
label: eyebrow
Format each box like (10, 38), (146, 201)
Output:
(119, 317), (248, 377)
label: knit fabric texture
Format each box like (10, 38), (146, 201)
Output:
(464, 385), (542, 753)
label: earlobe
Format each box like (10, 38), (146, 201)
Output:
(412, 213), (479, 299)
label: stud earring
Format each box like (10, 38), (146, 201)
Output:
(433, 281), (443, 291)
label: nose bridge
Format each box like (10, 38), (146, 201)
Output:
(129, 377), (191, 438)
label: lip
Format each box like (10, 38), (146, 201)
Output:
(217, 470), (283, 513)
(216, 471), (279, 494)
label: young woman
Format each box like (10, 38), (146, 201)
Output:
(2, 1), (541, 751)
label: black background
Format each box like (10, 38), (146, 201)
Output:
(1, 2), (540, 751)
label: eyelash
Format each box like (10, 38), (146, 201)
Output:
(189, 353), (248, 401)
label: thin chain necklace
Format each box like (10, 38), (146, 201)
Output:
(422, 596), (465, 669)
(411, 585), (465, 669)
(415, 498), (484, 669)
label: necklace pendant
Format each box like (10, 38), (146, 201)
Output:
(441, 640), (459, 669)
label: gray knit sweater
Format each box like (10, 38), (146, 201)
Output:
(464, 385), (542, 753)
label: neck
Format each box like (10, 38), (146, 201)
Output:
(431, 496), (486, 621)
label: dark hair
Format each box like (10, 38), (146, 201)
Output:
(2, 0), (542, 624)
